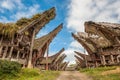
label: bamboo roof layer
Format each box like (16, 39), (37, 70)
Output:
(77, 32), (112, 48)
(72, 33), (96, 54)
(74, 51), (91, 61)
(40, 48), (65, 64)
(85, 21), (120, 44)
(34, 23), (63, 49)
(18, 7), (56, 35)
(74, 55), (84, 63)
(52, 54), (67, 67)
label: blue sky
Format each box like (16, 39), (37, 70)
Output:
(0, 0), (120, 64)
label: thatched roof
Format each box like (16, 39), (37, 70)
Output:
(59, 62), (67, 69)
(85, 21), (120, 44)
(53, 54), (66, 67)
(74, 55), (84, 63)
(52, 54), (66, 67)
(74, 51), (92, 61)
(18, 7), (56, 35)
(95, 22), (120, 36)
(40, 48), (65, 64)
(72, 33), (96, 54)
(77, 32), (112, 48)
(61, 62), (69, 70)
(33, 23), (63, 49)
(0, 7), (55, 38)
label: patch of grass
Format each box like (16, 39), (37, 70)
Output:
(0, 68), (60, 80)
(80, 66), (120, 80)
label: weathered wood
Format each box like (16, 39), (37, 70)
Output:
(17, 36), (23, 46)
(27, 30), (35, 68)
(110, 55), (114, 64)
(117, 55), (120, 63)
(101, 55), (106, 65)
(46, 42), (49, 70)
(2, 46), (8, 59)
(0, 36), (3, 46)
(0, 46), (3, 57)
(17, 51), (20, 60)
(8, 47), (14, 59)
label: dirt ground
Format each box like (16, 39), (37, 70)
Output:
(56, 71), (92, 80)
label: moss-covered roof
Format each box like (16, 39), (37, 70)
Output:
(0, 14), (42, 38)
(0, 7), (56, 38)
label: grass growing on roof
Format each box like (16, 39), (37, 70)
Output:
(0, 13), (42, 38)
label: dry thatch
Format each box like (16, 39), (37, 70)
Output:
(77, 32), (112, 48)
(40, 48), (64, 64)
(74, 51), (92, 61)
(0, 23), (19, 38)
(0, 13), (42, 38)
(15, 14), (43, 30)
(85, 21), (120, 44)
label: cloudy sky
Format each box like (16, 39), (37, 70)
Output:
(0, 0), (120, 64)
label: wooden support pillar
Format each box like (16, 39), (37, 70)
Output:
(0, 36), (3, 57)
(8, 35), (15, 59)
(17, 36), (23, 46)
(46, 43), (49, 70)
(117, 55), (120, 63)
(0, 46), (3, 57)
(95, 61), (98, 67)
(101, 55), (106, 65)
(56, 63), (58, 71)
(8, 47), (14, 59)
(27, 30), (35, 68)
(22, 53), (26, 59)
(17, 51), (20, 60)
(2, 46), (8, 59)
(83, 49), (88, 68)
(115, 37), (120, 44)
(110, 55), (114, 64)
(0, 36), (3, 46)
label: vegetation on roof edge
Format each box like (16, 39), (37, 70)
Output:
(0, 13), (41, 38)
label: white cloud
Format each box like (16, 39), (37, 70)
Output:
(0, 1), (40, 23)
(12, 4), (40, 20)
(0, 0), (24, 11)
(66, 0), (120, 32)
(65, 0), (120, 64)
(63, 40), (85, 64)
(0, 0), (40, 23)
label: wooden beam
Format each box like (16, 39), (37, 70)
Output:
(110, 55), (114, 64)
(2, 46), (8, 59)
(27, 30), (35, 68)
(101, 55), (106, 65)
(8, 47), (14, 60)
(17, 51), (20, 60)
(0, 36), (3, 46)
(0, 46), (3, 57)
(46, 42), (49, 70)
